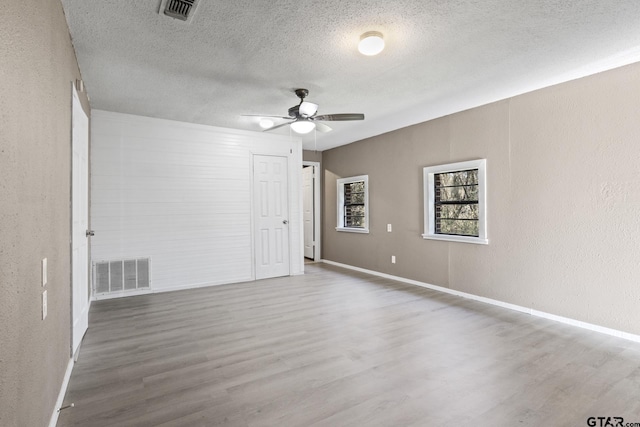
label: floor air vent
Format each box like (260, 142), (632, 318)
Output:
(162, 0), (197, 21)
(94, 258), (151, 295)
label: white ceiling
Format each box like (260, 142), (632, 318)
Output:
(60, 0), (640, 151)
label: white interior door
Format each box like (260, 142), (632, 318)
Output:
(302, 166), (314, 259)
(72, 86), (89, 355)
(254, 155), (290, 280)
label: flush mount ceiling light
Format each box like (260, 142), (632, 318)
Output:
(358, 31), (385, 56)
(259, 118), (274, 129)
(290, 119), (316, 134)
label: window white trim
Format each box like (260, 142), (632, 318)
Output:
(422, 159), (487, 245)
(335, 227), (370, 234)
(336, 175), (369, 233)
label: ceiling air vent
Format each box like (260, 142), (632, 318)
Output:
(162, 0), (197, 21)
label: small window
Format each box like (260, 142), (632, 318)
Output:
(336, 175), (369, 233)
(423, 160), (487, 244)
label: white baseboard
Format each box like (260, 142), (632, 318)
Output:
(321, 259), (640, 344)
(48, 357), (74, 427)
(93, 288), (154, 301)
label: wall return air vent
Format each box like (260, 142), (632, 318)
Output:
(93, 258), (151, 296)
(162, 0), (198, 21)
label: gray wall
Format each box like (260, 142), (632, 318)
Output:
(0, 1), (89, 425)
(322, 61), (640, 336)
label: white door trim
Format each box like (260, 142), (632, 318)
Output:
(302, 166), (314, 259)
(302, 161), (321, 262)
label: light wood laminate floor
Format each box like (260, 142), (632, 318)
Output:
(58, 263), (640, 427)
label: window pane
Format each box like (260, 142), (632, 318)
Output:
(349, 192), (365, 204)
(346, 205), (365, 216)
(349, 182), (365, 193)
(346, 216), (365, 227)
(437, 170), (478, 187)
(437, 204), (478, 220)
(436, 185), (478, 202)
(345, 181), (365, 204)
(435, 169), (479, 236)
(437, 219), (479, 236)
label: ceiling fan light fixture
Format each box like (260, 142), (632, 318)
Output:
(290, 120), (316, 134)
(358, 31), (384, 56)
(259, 118), (274, 129)
(299, 101), (318, 118)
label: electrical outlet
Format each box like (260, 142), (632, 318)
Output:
(387, 224), (392, 232)
(42, 290), (48, 320)
(42, 258), (47, 286)
(391, 255), (396, 264)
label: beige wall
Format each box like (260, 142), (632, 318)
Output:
(323, 62), (640, 336)
(0, 1), (89, 426)
(303, 149), (322, 164)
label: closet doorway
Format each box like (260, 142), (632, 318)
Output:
(302, 162), (321, 261)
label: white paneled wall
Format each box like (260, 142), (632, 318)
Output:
(91, 110), (303, 293)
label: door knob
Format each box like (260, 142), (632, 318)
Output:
(282, 220), (288, 224)
(86, 230), (95, 237)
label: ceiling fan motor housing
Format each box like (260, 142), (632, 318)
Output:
(288, 88), (308, 117)
(288, 105), (300, 118)
(294, 88), (309, 99)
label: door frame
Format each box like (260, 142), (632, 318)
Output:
(302, 161), (321, 262)
(249, 141), (303, 280)
(70, 84), (91, 358)
(251, 153), (297, 280)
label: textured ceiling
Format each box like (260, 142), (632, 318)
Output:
(60, 0), (640, 151)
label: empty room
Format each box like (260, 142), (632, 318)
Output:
(2, 1), (640, 426)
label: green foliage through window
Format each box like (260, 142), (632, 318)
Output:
(344, 181), (365, 228)
(434, 169), (479, 236)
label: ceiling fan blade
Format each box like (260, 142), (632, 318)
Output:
(314, 113), (365, 121)
(263, 121), (294, 132)
(242, 114), (292, 120)
(299, 101), (318, 118)
(314, 122), (332, 133)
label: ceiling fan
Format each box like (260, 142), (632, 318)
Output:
(244, 89), (365, 134)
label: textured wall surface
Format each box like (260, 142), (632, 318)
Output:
(0, 1), (89, 426)
(322, 62), (640, 335)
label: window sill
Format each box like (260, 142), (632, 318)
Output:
(336, 227), (369, 234)
(422, 233), (488, 245)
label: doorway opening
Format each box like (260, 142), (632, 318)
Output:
(302, 161), (321, 262)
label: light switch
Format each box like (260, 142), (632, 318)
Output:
(391, 255), (396, 264)
(42, 258), (47, 286)
(387, 224), (392, 232)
